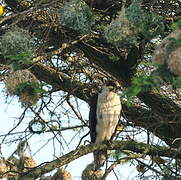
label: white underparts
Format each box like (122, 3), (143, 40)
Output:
(96, 85), (121, 143)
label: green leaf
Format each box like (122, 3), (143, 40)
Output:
(109, 56), (120, 62)
(171, 19), (181, 31)
(125, 86), (142, 97)
(14, 81), (45, 105)
(6, 52), (33, 71)
(123, 73), (162, 98)
(152, 64), (175, 84)
(172, 76), (181, 88)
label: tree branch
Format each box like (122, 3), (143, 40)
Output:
(27, 62), (92, 102)
(5, 0), (32, 12)
(1, 0), (181, 148)
(17, 140), (181, 179)
(123, 104), (181, 147)
(76, 42), (129, 86)
(1, 55), (180, 147)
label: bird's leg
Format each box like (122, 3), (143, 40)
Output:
(104, 139), (112, 146)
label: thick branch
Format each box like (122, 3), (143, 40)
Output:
(17, 140), (181, 179)
(1, 0), (181, 148)
(123, 104), (181, 147)
(1, 55), (180, 147)
(28, 62), (91, 102)
(76, 42), (129, 86)
(5, 0), (32, 12)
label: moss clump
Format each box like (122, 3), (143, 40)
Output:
(4, 69), (44, 105)
(105, 0), (164, 48)
(0, 27), (35, 70)
(0, 27), (35, 57)
(104, 4), (137, 48)
(15, 81), (43, 105)
(59, 0), (93, 34)
(52, 168), (72, 180)
(126, 0), (164, 40)
(152, 30), (181, 65)
(4, 69), (37, 95)
(82, 163), (104, 180)
(167, 46), (181, 76)
(152, 30), (181, 76)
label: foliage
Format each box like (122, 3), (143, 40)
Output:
(105, 0), (164, 48)
(14, 81), (44, 105)
(0, 0), (180, 179)
(6, 52), (33, 71)
(123, 73), (161, 98)
(172, 76), (181, 88)
(124, 63), (181, 99)
(109, 55), (120, 62)
(151, 64), (175, 83)
(126, 0), (165, 40)
(171, 19), (181, 31)
(59, 0), (93, 34)
(4, 69), (38, 96)
(104, 6), (137, 48)
(0, 27), (35, 61)
(110, 150), (130, 164)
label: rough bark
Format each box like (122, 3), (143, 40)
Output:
(17, 140), (181, 180)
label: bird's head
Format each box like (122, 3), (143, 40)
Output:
(102, 80), (119, 92)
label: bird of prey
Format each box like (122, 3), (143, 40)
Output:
(89, 80), (122, 169)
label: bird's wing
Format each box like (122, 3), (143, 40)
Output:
(89, 94), (98, 143)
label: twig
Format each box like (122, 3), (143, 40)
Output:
(0, 107), (28, 157)
(0, 0), (60, 25)
(66, 95), (88, 126)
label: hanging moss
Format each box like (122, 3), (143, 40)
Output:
(59, 0), (93, 34)
(126, 0), (165, 40)
(104, 3), (137, 48)
(82, 163), (104, 180)
(0, 27), (35, 70)
(152, 30), (181, 78)
(14, 81), (44, 105)
(168, 46), (181, 76)
(4, 69), (37, 95)
(52, 168), (72, 180)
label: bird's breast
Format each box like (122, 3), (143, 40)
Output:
(97, 91), (121, 112)
(95, 91), (121, 142)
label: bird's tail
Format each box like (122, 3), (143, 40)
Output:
(93, 149), (107, 170)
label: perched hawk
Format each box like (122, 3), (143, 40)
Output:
(89, 81), (122, 169)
